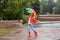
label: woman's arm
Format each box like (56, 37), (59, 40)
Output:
(34, 18), (40, 23)
(25, 15), (29, 19)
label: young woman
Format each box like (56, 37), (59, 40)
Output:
(26, 14), (39, 37)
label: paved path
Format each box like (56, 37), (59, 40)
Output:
(0, 21), (60, 40)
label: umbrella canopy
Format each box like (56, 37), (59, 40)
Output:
(25, 8), (31, 11)
(25, 8), (36, 13)
(25, 8), (38, 16)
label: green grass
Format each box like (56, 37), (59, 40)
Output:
(0, 28), (17, 36)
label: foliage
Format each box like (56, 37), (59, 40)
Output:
(31, 0), (40, 14)
(0, 0), (60, 21)
(55, 0), (60, 14)
(0, 0), (31, 20)
(42, 0), (55, 14)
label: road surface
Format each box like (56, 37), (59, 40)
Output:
(0, 21), (60, 40)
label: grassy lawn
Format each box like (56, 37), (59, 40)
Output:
(0, 28), (17, 36)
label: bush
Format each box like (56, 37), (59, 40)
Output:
(23, 18), (28, 24)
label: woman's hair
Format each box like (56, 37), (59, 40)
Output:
(30, 13), (34, 16)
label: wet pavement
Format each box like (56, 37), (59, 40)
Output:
(0, 21), (60, 40)
(34, 21), (60, 27)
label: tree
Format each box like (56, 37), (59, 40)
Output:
(42, 0), (54, 14)
(47, 0), (54, 14)
(0, 0), (31, 20)
(42, 0), (48, 14)
(0, 0), (39, 20)
(55, 0), (60, 14)
(31, 0), (40, 14)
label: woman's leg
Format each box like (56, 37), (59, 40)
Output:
(30, 24), (38, 36)
(30, 24), (35, 31)
(28, 24), (31, 32)
(28, 24), (31, 37)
